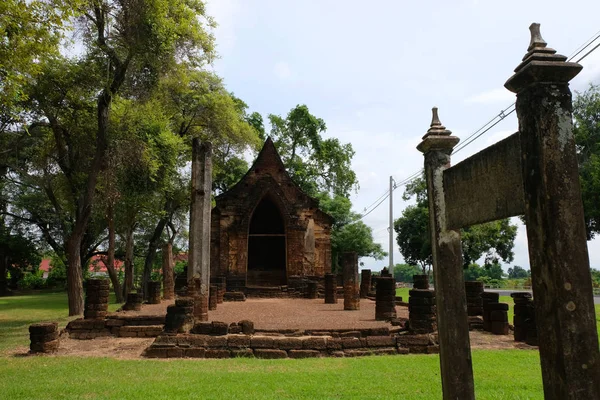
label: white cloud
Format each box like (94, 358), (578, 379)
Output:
(274, 61), (292, 80)
(465, 88), (515, 105)
(206, 0), (241, 56)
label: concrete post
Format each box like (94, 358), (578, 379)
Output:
(341, 252), (359, 310)
(505, 23), (600, 399)
(417, 107), (475, 400)
(188, 139), (213, 321)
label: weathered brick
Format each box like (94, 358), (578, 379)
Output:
(254, 349), (287, 359)
(274, 337), (303, 350)
(251, 336), (274, 349)
(105, 319), (125, 327)
(205, 349), (231, 359)
(370, 348), (397, 356)
(227, 334), (251, 348)
(303, 337), (327, 350)
(427, 345), (440, 354)
(144, 347), (168, 358)
(289, 350), (321, 359)
(185, 348), (206, 358)
(396, 334), (430, 347)
(167, 348), (184, 358)
(341, 337), (362, 349)
(205, 336), (227, 348)
(231, 349), (254, 358)
(366, 336), (396, 348)
(340, 331), (361, 338)
(344, 349), (371, 357)
(326, 338), (342, 350)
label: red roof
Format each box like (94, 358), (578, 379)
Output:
(38, 255), (124, 273)
(39, 259), (52, 272)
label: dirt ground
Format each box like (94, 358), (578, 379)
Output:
(11, 298), (537, 359)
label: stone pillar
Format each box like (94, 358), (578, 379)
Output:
(147, 281), (162, 304)
(360, 269), (371, 298)
(122, 292), (142, 311)
(209, 285), (218, 311)
(29, 322), (59, 353)
(324, 273), (337, 304)
(84, 279), (109, 319)
(482, 292), (499, 332)
(465, 281), (484, 316)
(162, 243), (175, 300)
(412, 274), (429, 290)
(512, 292), (534, 342)
(188, 139), (212, 322)
(216, 276), (226, 304)
(505, 23), (600, 398)
(488, 303), (509, 335)
(418, 107), (475, 399)
(375, 276), (396, 320)
(408, 288), (436, 334)
(306, 281), (318, 299)
(341, 252), (359, 310)
(164, 298), (195, 333)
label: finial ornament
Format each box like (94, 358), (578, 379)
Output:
(422, 107), (452, 139)
(504, 22), (582, 93)
(431, 107), (442, 128)
(527, 23), (547, 52)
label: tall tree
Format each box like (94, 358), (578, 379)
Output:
(394, 176), (517, 272)
(573, 83), (600, 239)
(3, 0), (216, 315)
(269, 105), (357, 198)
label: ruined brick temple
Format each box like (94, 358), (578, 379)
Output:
(210, 138), (333, 290)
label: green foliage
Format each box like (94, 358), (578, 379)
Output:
(16, 270), (45, 290)
(394, 205), (431, 272)
(317, 193), (385, 267)
(507, 265), (530, 279)
(46, 255), (67, 288)
(393, 263), (423, 282)
(269, 105), (357, 198)
(573, 84), (600, 239)
(461, 219), (517, 266)
(0, 0), (72, 129)
(395, 176), (517, 270)
(464, 263), (485, 281)
(591, 269), (600, 288)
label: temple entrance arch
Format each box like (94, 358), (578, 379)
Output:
(246, 195), (287, 287)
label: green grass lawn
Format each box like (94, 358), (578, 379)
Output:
(0, 291), (120, 353)
(0, 292), (597, 399)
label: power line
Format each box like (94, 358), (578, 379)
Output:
(353, 30), (600, 224)
(568, 29), (600, 61)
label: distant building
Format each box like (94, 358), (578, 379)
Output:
(38, 255), (124, 278)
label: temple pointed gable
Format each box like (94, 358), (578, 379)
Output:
(210, 138), (333, 290)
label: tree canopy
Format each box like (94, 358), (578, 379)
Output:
(394, 176), (517, 273)
(573, 83), (600, 240)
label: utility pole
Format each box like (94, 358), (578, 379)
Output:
(389, 176), (394, 275)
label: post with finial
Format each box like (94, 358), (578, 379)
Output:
(417, 108), (475, 400)
(505, 23), (600, 398)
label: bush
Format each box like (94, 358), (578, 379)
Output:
(45, 256), (67, 288)
(17, 271), (46, 290)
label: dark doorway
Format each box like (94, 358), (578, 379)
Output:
(247, 197), (286, 287)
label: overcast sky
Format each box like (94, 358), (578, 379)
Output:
(206, 0), (600, 272)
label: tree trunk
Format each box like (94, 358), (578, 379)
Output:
(106, 205), (123, 303)
(123, 226), (134, 298)
(66, 236), (84, 315)
(162, 242), (175, 300)
(141, 216), (168, 300)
